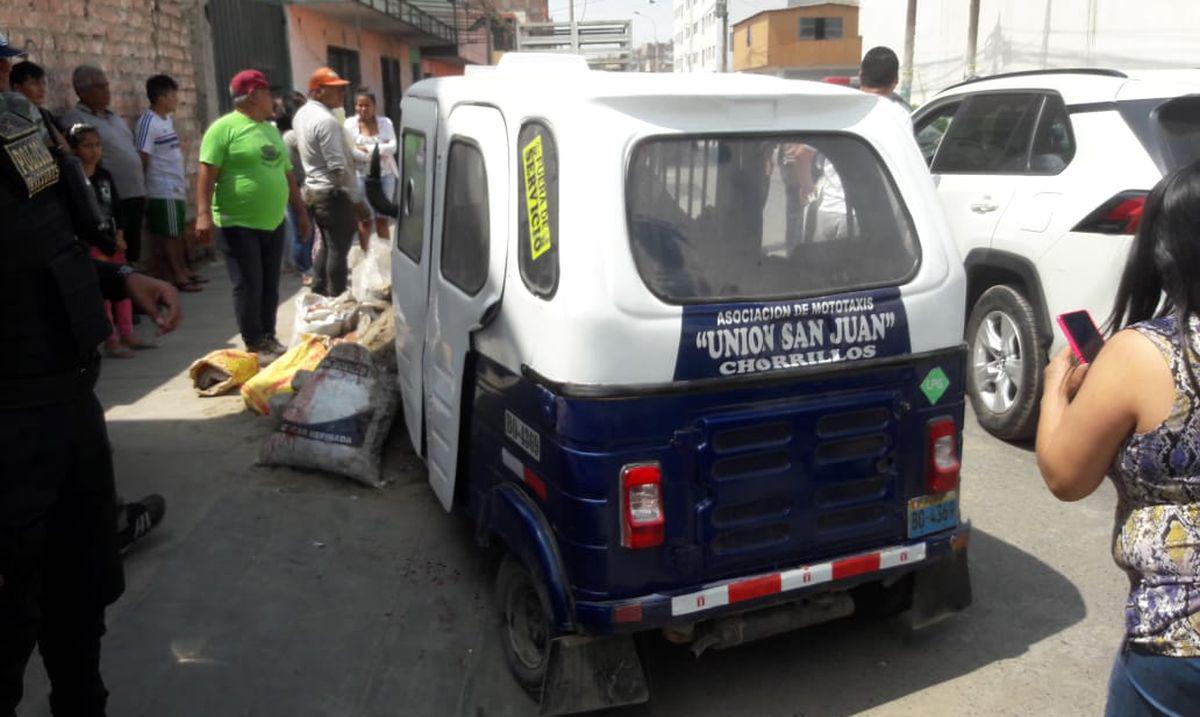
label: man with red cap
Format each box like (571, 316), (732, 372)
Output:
(292, 66), (368, 297)
(196, 69), (310, 362)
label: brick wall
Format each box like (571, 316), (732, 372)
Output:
(1, 0), (205, 199)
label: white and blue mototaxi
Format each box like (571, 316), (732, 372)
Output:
(366, 54), (972, 714)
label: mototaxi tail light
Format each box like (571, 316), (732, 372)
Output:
(926, 418), (960, 494)
(1073, 191), (1147, 235)
(620, 463), (664, 549)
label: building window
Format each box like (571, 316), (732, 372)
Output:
(326, 46), (361, 113)
(745, 26), (751, 46)
(799, 17), (844, 40)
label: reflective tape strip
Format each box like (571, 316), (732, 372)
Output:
(669, 542), (927, 617)
(501, 448), (523, 478)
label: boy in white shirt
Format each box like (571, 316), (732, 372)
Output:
(136, 74), (201, 291)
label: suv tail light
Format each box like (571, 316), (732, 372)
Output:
(1072, 191), (1147, 235)
(926, 418), (960, 494)
(620, 463), (664, 549)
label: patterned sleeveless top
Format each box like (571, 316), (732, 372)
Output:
(1110, 315), (1200, 656)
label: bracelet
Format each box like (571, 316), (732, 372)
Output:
(117, 264), (138, 281)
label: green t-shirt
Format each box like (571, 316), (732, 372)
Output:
(199, 111), (292, 230)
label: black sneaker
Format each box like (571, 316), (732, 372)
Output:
(263, 336), (288, 355)
(117, 494), (166, 554)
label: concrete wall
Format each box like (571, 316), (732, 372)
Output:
(860, 0), (1200, 105)
(286, 6), (414, 100)
(734, 4), (861, 72)
(0, 0), (209, 186)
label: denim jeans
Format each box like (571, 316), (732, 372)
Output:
(1106, 645), (1200, 717)
(284, 205), (313, 274)
(306, 189), (357, 297)
(216, 224), (285, 348)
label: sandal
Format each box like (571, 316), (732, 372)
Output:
(104, 342), (136, 359)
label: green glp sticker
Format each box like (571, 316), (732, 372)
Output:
(920, 367), (950, 405)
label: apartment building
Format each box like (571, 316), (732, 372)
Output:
(672, 0), (723, 72)
(733, 1), (861, 78)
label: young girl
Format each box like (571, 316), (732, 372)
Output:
(68, 123), (143, 358)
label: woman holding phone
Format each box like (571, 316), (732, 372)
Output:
(1036, 161), (1200, 715)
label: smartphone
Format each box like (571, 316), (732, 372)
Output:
(1056, 310), (1105, 364)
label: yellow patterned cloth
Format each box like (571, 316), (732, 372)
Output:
(1111, 316), (1200, 657)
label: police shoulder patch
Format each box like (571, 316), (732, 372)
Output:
(0, 111), (35, 142)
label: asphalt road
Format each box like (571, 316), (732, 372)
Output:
(16, 267), (1127, 717)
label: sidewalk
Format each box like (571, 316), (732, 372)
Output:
(17, 264), (533, 717)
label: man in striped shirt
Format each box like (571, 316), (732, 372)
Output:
(136, 74), (200, 291)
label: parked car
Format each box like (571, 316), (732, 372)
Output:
(368, 54), (972, 713)
(913, 68), (1200, 439)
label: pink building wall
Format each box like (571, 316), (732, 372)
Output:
(286, 6), (414, 98)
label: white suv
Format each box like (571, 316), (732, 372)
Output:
(914, 68), (1200, 439)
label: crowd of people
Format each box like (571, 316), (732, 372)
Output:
(6, 56), (398, 365)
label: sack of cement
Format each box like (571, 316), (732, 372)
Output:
(351, 237), (392, 303)
(291, 291), (358, 345)
(258, 342), (398, 487)
(187, 349), (260, 397)
(356, 305), (396, 371)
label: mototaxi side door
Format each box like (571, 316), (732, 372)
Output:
(391, 96), (438, 455)
(424, 104), (509, 510)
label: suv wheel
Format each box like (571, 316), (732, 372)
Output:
(496, 554), (552, 696)
(966, 285), (1045, 440)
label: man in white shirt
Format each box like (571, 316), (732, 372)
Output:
(292, 67), (367, 297)
(135, 74), (199, 291)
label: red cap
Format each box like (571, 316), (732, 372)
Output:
(308, 67), (350, 92)
(229, 69), (269, 97)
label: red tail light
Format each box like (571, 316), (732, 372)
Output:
(926, 418), (960, 494)
(1073, 191), (1147, 235)
(620, 463), (664, 549)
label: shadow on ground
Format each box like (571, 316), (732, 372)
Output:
(16, 267), (1086, 717)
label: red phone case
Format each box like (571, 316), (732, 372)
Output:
(1057, 310), (1100, 364)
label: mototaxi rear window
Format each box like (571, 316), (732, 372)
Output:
(626, 134), (920, 304)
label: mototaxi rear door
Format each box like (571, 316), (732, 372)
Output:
(392, 96), (437, 456)
(424, 105), (509, 510)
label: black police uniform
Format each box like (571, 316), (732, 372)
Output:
(0, 92), (128, 716)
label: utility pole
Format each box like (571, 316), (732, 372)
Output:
(716, 0), (728, 72)
(634, 10), (658, 71)
(569, 0), (579, 52)
(965, 0), (980, 78)
(900, 0), (917, 102)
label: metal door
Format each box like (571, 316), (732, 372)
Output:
(424, 105), (509, 510)
(206, 0), (292, 113)
(391, 96), (438, 457)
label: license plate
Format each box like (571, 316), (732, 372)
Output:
(907, 491), (958, 538)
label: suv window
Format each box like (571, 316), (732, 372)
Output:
(1029, 95), (1075, 174)
(914, 100), (961, 166)
(1155, 96), (1200, 168)
(397, 131), (426, 262)
(517, 122), (559, 299)
(932, 93), (1042, 174)
(627, 134), (919, 304)
(440, 141), (489, 295)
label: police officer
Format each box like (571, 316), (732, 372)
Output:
(0, 47), (181, 715)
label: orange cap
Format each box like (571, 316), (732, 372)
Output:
(308, 67), (350, 92)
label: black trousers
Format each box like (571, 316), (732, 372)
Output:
(0, 391), (123, 717)
(116, 197), (146, 265)
(216, 224), (285, 348)
(307, 190), (357, 297)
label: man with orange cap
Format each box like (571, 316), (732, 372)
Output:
(292, 67), (368, 297)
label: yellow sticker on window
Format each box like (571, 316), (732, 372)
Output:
(522, 135), (552, 261)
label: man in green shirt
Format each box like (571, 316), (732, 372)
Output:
(196, 69), (309, 360)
